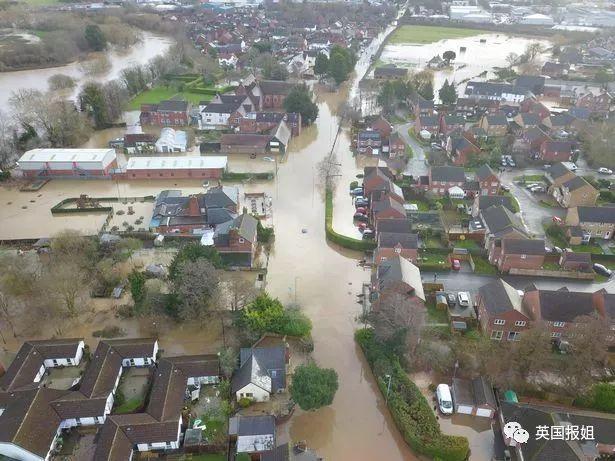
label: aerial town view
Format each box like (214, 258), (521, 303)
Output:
(1, 0), (615, 459)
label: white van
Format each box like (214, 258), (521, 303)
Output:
(436, 384), (454, 415)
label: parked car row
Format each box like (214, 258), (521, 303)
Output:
(351, 193), (374, 239)
(525, 183), (545, 193)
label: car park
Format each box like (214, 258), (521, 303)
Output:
(593, 263), (613, 277)
(436, 384), (454, 415)
(598, 167), (613, 175)
(457, 291), (471, 307)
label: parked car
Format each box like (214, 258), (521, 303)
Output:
(457, 291), (471, 307)
(431, 142), (442, 150)
(530, 185), (545, 193)
(446, 293), (457, 306)
(451, 258), (461, 271)
(593, 263), (613, 277)
(598, 167), (613, 175)
(355, 207), (367, 214)
(351, 187), (364, 196)
(552, 216), (563, 224)
(525, 183), (539, 190)
(353, 212), (368, 222)
(362, 229), (374, 239)
(500, 184), (511, 192)
(436, 384), (454, 415)
(507, 157), (516, 167)
(553, 246), (563, 254)
(355, 199), (369, 208)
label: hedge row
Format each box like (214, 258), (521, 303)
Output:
(50, 196), (156, 214)
(187, 85), (235, 96)
(356, 329), (470, 461)
(222, 172), (273, 181)
(325, 190), (376, 251)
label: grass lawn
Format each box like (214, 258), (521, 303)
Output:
(113, 397), (143, 414)
(189, 454), (228, 461)
(424, 236), (445, 248)
(21, 0), (60, 5)
(389, 25), (484, 45)
(127, 86), (214, 109)
(452, 239), (479, 249)
(426, 301), (449, 324)
(472, 256), (497, 275)
(542, 261), (560, 271)
(514, 174), (545, 183)
(570, 243), (603, 254)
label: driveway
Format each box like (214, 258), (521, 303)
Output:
(394, 122), (428, 178)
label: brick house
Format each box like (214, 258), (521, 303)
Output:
(257, 80), (294, 109)
(388, 132), (406, 159)
(374, 232), (419, 264)
(481, 204), (530, 260)
(475, 164), (501, 196)
(213, 210), (259, 267)
(550, 175), (598, 208)
(575, 92), (612, 117)
(539, 140), (572, 163)
(545, 162), (576, 188)
(478, 112), (508, 137)
(363, 168), (404, 204)
(140, 100), (191, 126)
(238, 112), (302, 137)
(565, 206), (615, 240)
(541, 61), (569, 78)
(560, 251), (592, 272)
(519, 98), (550, 120)
(513, 112), (542, 130)
(369, 191), (406, 224)
(477, 279), (530, 341)
(423, 166), (466, 196)
(446, 131), (482, 166)
(522, 126), (552, 153)
(415, 115), (440, 137)
(372, 254), (425, 303)
(408, 94), (434, 118)
(472, 195), (516, 217)
(497, 238), (545, 273)
(440, 115), (466, 137)
(371, 116), (393, 139)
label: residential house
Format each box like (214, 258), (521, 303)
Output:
(478, 112), (508, 137)
(415, 115), (440, 137)
(363, 167), (404, 204)
(199, 101), (246, 130)
(356, 130), (382, 155)
(243, 80), (294, 110)
(481, 204), (529, 261)
(374, 65), (408, 80)
(550, 175), (599, 208)
(575, 92), (611, 117)
(423, 166), (467, 196)
(369, 191), (407, 223)
(500, 401), (615, 461)
(519, 97), (550, 119)
(213, 210), (259, 267)
(239, 112), (301, 137)
(374, 232), (419, 264)
(477, 279), (530, 341)
(440, 115), (466, 137)
(497, 238), (546, 273)
(220, 134), (274, 155)
(545, 162), (576, 188)
(388, 132), (407, 159)
(565, 206), (615, 240)
(464, 81), (525, 103)
(451, 376), (497, 418)
(232, 343), (287, 402)
(123, 133), (156, 154)
(541, 61), (569, 78)
(539, 140), (572, 163)
(155, 128), (187, 153)
(471, 195), (516, 217)
(408, 94), (434, 117)
(372, 254), (425, 303)
(475, 164), (501, 196)
(560, 251), (592, 272)
(513, 112), (542, 131)
(371, 116), (393, 139)
(140, 100), (191, 126)
(229, 415), (276, 456)
(514, 76), (545, 96)
(522, 126), (552, 153)
(375, 218), (412, 236)
(446, 131), (481, 166)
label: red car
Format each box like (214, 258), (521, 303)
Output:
(451, 259), (461, 271)
(355, 207), (367, 214)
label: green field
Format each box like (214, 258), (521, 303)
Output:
(127, 86), (214, 109)
(388, 25), (485, 45)
(20, 0), (60, 6)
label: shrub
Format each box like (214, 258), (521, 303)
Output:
(238, 397), (252, 408)
(575, 383), (615, 413)
(92, 326), (126, 338)
(241, 293), (312, 338)
(356, 329), (469, 461)
(350, 180), (359, 190)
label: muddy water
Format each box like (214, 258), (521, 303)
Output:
(0, 32), (172, 108)
(380, 34), (551, 101)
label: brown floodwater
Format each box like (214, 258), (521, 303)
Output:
(0, 16), (422, 460)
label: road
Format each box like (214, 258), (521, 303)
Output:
(395, 121), (428, 178)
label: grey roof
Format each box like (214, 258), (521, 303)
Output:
(258, 80), (294, 96)
(358, 130), (381, 141)
(547, 162), (573, 180)
(431, 166), (466, 183)
(419, 115), (439, 126)
(452, 376), (496, 408)
(443, 115), (465, 125)
(200, 186), (238, 210)
(502, 238), (545, 256)
(549, 113), (575, 126)
(158, 100), (189, 112)
(537, 288), (595, 322)
(376, 255), (424, 300)
(576, 206), (615, 224)
(376, 218), (412, 234)
(232, 415), (276, 436)
(465, 81), (515, 97)
(202, 102), (242, 114)
(232, 346), (286, 394)
(477, 195), (515, 213)
(213, 212), (258, 244)
(485, 112), (508, 126)
(476, 164), (496, 181)
(378, 232), (418, 249)
(478, 279), (526, 316)
(563, 175), (594, 192)
(374, 65), (407, 77)
(481, 205), (527, 237)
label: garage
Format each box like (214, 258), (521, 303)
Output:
(457, 405), (474, 415)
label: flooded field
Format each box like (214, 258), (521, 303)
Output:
(0, 32), (172, 108)
(380, 33), (551, 100)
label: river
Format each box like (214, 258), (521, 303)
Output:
(0, 32), (173, 109)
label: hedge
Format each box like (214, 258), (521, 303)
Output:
(50, 196), (156, 215)
(325, 190), (376, 251)
(222, 172), (273, 181)
(356, 329), (470, 461)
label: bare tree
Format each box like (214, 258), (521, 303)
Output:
(509, 325), (553, 381)
(41, 261), (86, 317)
(369, 293), (425, 358)
(506, 52), (519, 67)
(218, 347), (237, 379)
(316, 152), (342, 192)
(174, 259), (220, 321)
(226, 275), (257, 312)
(0, 292), (17, 340)
(0, 110), (16, 168)
(525, 42), (544, 62)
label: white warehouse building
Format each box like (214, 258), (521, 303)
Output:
(17, 148), (117, 178)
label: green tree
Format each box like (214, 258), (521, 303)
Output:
(79, 83), (109, 129)
(169, 243), (223, 279)
(173, 259), (220, 321)
(84, 25), (107, 52)
(241, 292), (311, 337)
(438, 79), (457, 105)
(284, 85), (318, 125)
(128, 270), (146, 306)
(314, 52), (329, 76)
(442, 50), (456, 64)
(420, 80), (434, 101)
(595, 68), (613, 85)
(327, 45), (356, 85)
(290, 362), (339, 411)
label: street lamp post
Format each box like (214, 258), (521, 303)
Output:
(385, 374), (392, 403)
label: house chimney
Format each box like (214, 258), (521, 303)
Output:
(187, 196), (200, 216)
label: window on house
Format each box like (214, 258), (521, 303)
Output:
(551, 332), (562, 338)
(515, 321), (526, 327)
(491, 330), (503, 340)
(508, 331), (520, 341)
(521, 254), (527, 259)
(239, 238), (245, 243)
(494, 319), (505, 325)
(553, 322), (565, 327)
(245, 392), (253, 398)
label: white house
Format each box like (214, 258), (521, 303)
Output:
(155, 128), (187, 153)
(229, 415), (276, 454)
(232, 345), (287, 403)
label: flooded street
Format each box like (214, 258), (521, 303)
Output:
(0, 32), (172, 108)
(380, 33), (551, 99)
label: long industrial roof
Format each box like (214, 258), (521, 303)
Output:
(126, 156), (228, 170)
(18, 148), (115, 163)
